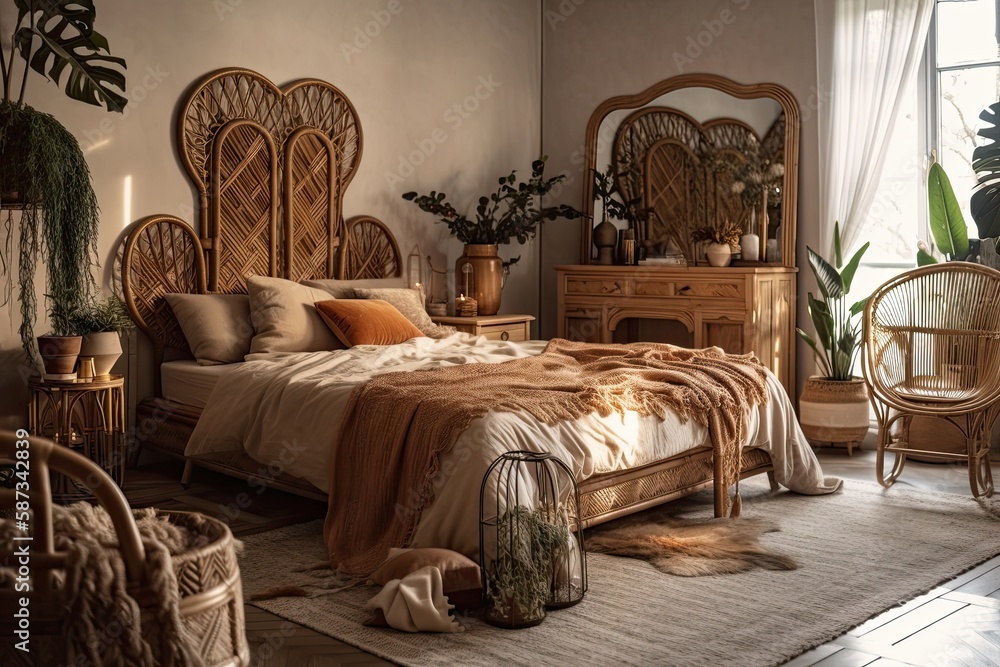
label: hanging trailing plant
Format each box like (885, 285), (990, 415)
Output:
(0, 0), (127, 360)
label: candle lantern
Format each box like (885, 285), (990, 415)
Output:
(479, 451), (587, 629)
(425, 256), (449, 314)
(407, 245), (424, 302)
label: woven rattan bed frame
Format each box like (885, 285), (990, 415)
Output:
(122, 67), (772, 524)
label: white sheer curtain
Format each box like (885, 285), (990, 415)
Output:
(816, 0), (934, 256)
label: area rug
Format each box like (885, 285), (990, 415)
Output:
(238, 479), (1000, 667)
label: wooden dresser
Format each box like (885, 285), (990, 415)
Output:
(556, 264), (796, 395)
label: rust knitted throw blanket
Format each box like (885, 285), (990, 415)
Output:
(323, 339), (768, 576)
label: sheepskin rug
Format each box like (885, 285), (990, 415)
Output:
(587, 514), (797, 576)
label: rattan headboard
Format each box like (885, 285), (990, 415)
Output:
(122, 68), (401, 386)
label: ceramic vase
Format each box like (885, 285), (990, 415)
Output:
(593, 219), (618, 265)
(456, 244), (503, 316)
(80, 331), (123, 378)
(740, 233), (760, 261)
(705, 242), (732, 267)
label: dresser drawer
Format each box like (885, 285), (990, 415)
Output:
(564, 276), (629, 296)
(634, 278), (745, 299)
(478, 322), (528, 342)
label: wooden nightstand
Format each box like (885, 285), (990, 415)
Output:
(28, 374), (126, 502)
(431, 314), (535, 342)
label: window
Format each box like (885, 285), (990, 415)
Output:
(934, 0), (1000, 238)
(865, 0), (1000, 265)
(858, 0), (1000, 301)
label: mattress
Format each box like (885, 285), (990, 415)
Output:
(161, 360), (238, 410)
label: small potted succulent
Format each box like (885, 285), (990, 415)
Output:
(691, 220), (743, 267)
(70, 296), (134, 378)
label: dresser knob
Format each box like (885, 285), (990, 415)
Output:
(500, 331), (510, 341)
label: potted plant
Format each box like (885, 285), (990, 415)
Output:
(402, 157), (580, 315)
(691, 220), (743, 267)
(796, 222), (871, 452)
(485, 505), (568, 629)
(590, 165), (644, 265)
(69, 295), (134, 378)
(912, 161), (991, 459)
(1, 0), (128, 375)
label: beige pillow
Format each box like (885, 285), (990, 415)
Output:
(164, 293), (253, 365)
(370, 548), (482, 611)
(246, 276), (343, 354)
(302, 276), (406, 299)
(315, 299), (424, 347)
(351, 287), (457, 338)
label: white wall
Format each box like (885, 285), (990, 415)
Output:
(0, 0), (542, 425)
(538, 0), (822, 397)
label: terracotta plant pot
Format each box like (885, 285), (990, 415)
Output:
(456, 244), (504, 316)
(80, 331), (123, 378)
(798, 376), (870, 451)
(36, 335), (83, 377)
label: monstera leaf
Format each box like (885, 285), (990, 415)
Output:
(13, 0), (127, 112)
(972, 101), (1000, 239)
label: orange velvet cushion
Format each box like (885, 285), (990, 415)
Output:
(314, 299), (424, 347)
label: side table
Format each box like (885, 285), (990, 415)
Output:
(431, 314), (535, 342)
(28, 374), (126, 502)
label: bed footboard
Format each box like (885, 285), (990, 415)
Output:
(579, 447), (773, 528)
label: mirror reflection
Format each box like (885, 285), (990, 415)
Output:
(593, 87), (786, 264)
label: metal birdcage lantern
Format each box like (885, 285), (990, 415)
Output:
(479, 451), (587, 629)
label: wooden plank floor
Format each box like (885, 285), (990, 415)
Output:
(123, 450), (1000, 667)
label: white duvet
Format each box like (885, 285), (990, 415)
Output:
(187, 334), (840, 555)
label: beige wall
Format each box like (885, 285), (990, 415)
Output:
(0, 0), (542, 425)
(538, 0), (822, 396)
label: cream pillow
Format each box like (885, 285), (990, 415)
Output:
(247, 276), (343, 354)
(164, 293), (253, 365)
(351, 287), (457, 338)
(302, 276), (407, 299)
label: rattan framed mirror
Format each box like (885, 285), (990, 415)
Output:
(580, 73), (800, 267)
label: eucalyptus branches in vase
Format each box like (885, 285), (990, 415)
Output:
(403, 157), (580, 315)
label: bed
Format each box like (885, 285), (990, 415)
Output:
(121, 68), (835, 555)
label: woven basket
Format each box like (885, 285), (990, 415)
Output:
(147, 510), (249, 667)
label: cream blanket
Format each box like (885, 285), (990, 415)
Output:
(187, 335), (841, 562)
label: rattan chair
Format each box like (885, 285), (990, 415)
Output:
(0, 430), (249, 666)
(862, 263), (1000, 497)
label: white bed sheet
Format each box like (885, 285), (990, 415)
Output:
(161, 360), (238, 409)
(186, 335), (840, 554)
(185, 335), (713, 493)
